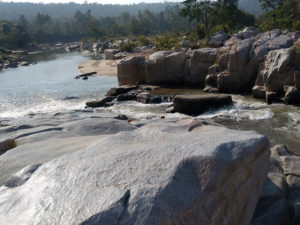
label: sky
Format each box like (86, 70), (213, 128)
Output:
(0, 0), (181, 4)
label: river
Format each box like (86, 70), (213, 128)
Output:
(0, 52), (299, 153)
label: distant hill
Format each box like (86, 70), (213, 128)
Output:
(0, 2), (178, 20)
(0, 1), (262, 21)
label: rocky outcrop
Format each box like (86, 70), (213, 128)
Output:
(252, 145), (300, 225)
(209, 31), (229, 47)
(172, 95), (232, 115)
(114, 29), (299, 106)
(0, 112), (137, 186)
(117, 56), (146, 86)
(185, 48), (217, 87)
(145, 51), (189, 85)
(0, 118), (270, 225)
(253, 47), (300, 104)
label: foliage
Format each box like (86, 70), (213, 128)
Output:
(119, 41), (137, 52)
(295, 41), (300, 54)
(0, 5), (190, 48)
(154, 32), (181, 51)
(179, 0), (255, 37)
(257, 0), (300, 31)
(137, 35), (151, 46)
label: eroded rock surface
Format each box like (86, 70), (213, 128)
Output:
(252, 145), (300, 225)
(0, 119), (270, 225)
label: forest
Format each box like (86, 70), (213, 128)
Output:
(0, 0), (299, 50)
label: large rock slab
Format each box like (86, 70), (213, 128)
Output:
(145, 51), (189, 85)
(173, 95), (233, 115)
(252, 145), (300, 225)
(254, 47), (297, 95)
(0, 135), (107, 186)
(0, 119), (270, 225)
(186, 48), (217, 87)
(117, 56), (146, 86)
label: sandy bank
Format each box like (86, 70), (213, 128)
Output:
(78, 60), (117, 76)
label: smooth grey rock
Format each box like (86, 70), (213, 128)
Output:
(209, 31), (229, 47)
(238, 27), (259, 39)
(148, 50), (172, 61)
(59, 118), (136, 136)
(0, 135), (108, 186)
(268, 35), (294, 50)
(173, 95), (233, 115)
(0, 119), (270, 225)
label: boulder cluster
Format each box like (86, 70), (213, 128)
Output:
(117, 28), (300, 105)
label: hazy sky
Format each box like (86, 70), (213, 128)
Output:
(1, 0), (181, 4)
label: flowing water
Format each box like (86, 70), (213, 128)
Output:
(0, 52), (117, 118)
(0, 52), (299, 153)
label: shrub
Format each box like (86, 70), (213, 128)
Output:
(119, 41), (137, 52)
(154, 32), (180, 51)
(137, 35), (150, 46)
(293, 20), (300, 31)
(295, 41), (300, 54)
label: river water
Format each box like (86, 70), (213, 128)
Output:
(0, 52), (117, 118)
(0, 52), (299, 153)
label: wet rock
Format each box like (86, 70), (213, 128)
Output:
(295, 71), (300, 89)
(145, 51), (189, 85)
(266, 91), (281, 104)
(284, 86), (300, 105)
(209, 31), (229, 47)
(173, 95), (232, 115)
(86, 96), (115, 108)
(106, 85), (138, 96)
(117, 56), (146, 86)
(252, 85), (266, 99)
(0, 119), (270, 225)
(166, 105), (175, 113)
(18, 61), (29, 67)
(136, 92), (162, 104)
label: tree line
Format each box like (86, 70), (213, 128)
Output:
(0, 0), (299, 50)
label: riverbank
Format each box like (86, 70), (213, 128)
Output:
(78, 60), (117, 76)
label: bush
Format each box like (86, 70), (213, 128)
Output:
(154, 32), (180, 51)
(293, 20), (300, 31)
(295, 41), (300, 54)
(137, 35), (150, 46)
(119, 41), (137, 52)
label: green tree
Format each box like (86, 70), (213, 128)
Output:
(180, 0), (215, 35)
